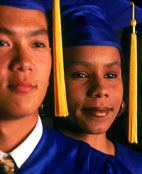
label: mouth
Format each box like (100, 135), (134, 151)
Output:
(8, 82), (37, 93)
(82, 107), (112, 117)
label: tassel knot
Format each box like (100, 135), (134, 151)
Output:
(131, 19), (136, 27)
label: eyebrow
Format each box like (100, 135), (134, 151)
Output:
(66, 61), (90, 67)
(65, 60), (121, 69)
(29, 29), (48, 37)
(0, 27), (48, 37)
(105, 61), (121, 67)
(0, 27), (14, 35)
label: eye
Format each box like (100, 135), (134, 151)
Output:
(72, 72), (88, 78)
(0, 41), (9, 47)
(32, 42), (45, 48)
(105, 73), (117, 79)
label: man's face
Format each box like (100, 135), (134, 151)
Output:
(0, 6), (51, 119)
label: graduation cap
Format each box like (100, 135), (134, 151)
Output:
(47, 0), (142, 144)
(0, 0), (46, 13)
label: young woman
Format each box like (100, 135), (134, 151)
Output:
(50, 4), (142, 174)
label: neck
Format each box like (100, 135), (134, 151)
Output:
(61, 129), (115, 155)
(0, 113), (38, 153)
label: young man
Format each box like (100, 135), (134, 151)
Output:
(0, 1), (109, 174)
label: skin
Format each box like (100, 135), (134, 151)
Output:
(61, 46), (123, 155)
(0, 6), (51, 152)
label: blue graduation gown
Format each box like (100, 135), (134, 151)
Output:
(115, 142), (142, 174)
(16, 126), (131, 174)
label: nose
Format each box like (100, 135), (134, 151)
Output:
(9, 46), (32, 72)
(87, 79), (109, 98)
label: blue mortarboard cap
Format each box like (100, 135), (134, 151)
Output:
(61, 5), (121, 49)
(0, 0), (46, 14)
(46, 0), (142, 49)
(45, 0), (142, 30)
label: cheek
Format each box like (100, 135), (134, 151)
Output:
(118, 82), (123, 100)
(38, 55), (51, 76)
(36, 50), (52, 72)
(112, 84), (123, 112)
(66, 81), (85, 100)
(66, 83), (85, 114)
(0, 58), (9, 75)
(36, 60), (51, 91)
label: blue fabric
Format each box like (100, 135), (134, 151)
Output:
(0, 0), (46, 13)
(46, 0), (142, 49)
(100, 156), (132, 174)
(115, 142), (142, 174)
(16, 126), (98, 174)
(45, 0), (142, 29)
(15, 126), (131, 174)
(60, 5), (121, 49)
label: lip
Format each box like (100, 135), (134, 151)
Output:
(82, 107), (112, 117)
(8, 82), (36, 93)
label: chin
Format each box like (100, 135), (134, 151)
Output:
(85, 129), (107, 135)
(81, 125), (109, 135)
(2, 106), (38, 119)
(91, 130), (107, 135)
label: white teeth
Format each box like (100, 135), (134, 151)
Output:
(95, 113), (107, 117)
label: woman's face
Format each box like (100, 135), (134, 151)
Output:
(64, 46), (123, 135)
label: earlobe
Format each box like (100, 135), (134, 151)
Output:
(117, 100), (125, 116)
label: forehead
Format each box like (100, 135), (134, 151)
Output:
(0, 5), (48, 30)
(64, 46), (121, 66)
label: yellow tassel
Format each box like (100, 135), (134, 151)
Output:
(53, 0), (69, 117)
(128, 2), (138, 143)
